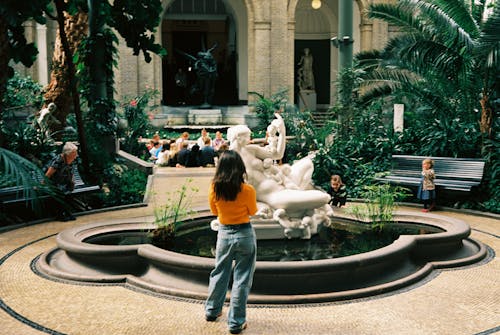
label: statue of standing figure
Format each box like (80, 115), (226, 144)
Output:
(177, 44), (218, 108)
(298, 48), (315, 91)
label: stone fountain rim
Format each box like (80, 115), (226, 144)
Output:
(37, 209), (487, 304)
(56, 209), (471, 265)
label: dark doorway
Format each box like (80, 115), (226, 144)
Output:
(294, 40), (331, 106)
(162, 23), (238, 106)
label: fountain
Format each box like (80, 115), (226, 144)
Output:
(36, 116), (487, 303)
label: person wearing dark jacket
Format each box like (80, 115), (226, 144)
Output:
(327, 174), (347, 207)
(200, 137), (216, 167)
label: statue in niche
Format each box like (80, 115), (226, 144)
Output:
(177, 44), (218, 108)
(297, 48), (315, 91)
(220, 113), (333, 239)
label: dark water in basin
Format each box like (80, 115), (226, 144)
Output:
(85, 221), (442, 261)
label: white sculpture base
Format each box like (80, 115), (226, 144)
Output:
(211, 218), (321, 240)
(188, 109), (222, 125)
(298, 90), (317, 111)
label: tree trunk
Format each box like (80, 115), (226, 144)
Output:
(43, 9), (87, 134)
(46, 2), (90, 174)
(479, 90), (493, 139)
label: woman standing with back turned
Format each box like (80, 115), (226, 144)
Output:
(205, 150), (258, 334)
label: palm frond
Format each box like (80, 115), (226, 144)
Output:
(0, 147), (62, 211)
(476, 3), (500, 68)
(404, 0), (478, 45)
(428, 0), (480, 36)
(367, 3), (429, 35)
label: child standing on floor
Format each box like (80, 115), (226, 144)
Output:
(327, 175), (347, 207)
(417, 158), (436, 212)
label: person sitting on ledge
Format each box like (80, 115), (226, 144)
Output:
(176, 132), (190, 150)
(45, 142), (79, 221)
(212, 131), (226, 153)
(197, 128), (212, 148)
(200, 137), (216, 167)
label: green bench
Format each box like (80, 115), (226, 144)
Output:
(376, 155), (486, 193)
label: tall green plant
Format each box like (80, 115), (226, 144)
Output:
(117, 88), (158, 156)
(346, 184), (411, 229)
(150, 179), (199, 246)
(248, 88), (289, 130)
(312, 100), (394, 197)
(334, 66), (364, 137)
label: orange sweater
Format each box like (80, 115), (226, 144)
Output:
(208, 183), (258, 225)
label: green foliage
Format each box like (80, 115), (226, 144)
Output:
(311, 101), (393, 197)
(77, 28), (118, 137)
(282, 105), (336, 161)
(0, 147), (65, 218)
(418, 117), (480, 157)
(102, 163), (148, 206)
(478, 119), (500, 213)
(334, 66), (365, 137)
(117, 88), (159, 156)
(4, 72), (43, 109)
(358, 0), (499, 140)
(74, 0), (166, 174)
(109, 0), (166, 62)
(151, 179), (199, 244)
(248, 88), (289, 130)
(391, 107), (481, 158)
(345, 184), (411, 228)
(76, 28), (118, 174)
(0, 0), (52, 78)
(1, 72), (52, 163)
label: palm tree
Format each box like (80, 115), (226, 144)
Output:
(356, 0), (499, 138)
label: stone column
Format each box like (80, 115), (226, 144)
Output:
(36, 23), (49, 85)
(269, 0), (289, 94)
(287, 20), (296, 101)
(359, 22), (373, 52)
(371, 20), (389, 50)
(253, 21), (272, 96)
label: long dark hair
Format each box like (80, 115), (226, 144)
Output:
(213, 150), (246, 201)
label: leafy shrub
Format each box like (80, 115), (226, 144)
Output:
(311, 102), (393, 197)
(117, 88), (159, 157)
(4, 72), (43, 109)
(248, 88), (288, 131)
(102, 163), (148, 206)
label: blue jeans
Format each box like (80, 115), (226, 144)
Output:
(205, 223), (256, 329)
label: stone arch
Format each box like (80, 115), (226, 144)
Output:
(158, 0), (250, 104)
(288, 0), (363, 106)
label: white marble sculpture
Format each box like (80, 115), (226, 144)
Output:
(223, 113), (333, 239)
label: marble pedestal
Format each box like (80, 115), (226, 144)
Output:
(298, 90), (317, 111)
(188, 109), (222, 125)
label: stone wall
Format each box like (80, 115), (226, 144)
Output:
(18, 0), (392, 111)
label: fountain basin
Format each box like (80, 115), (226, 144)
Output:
(37, 210), (487, 303)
